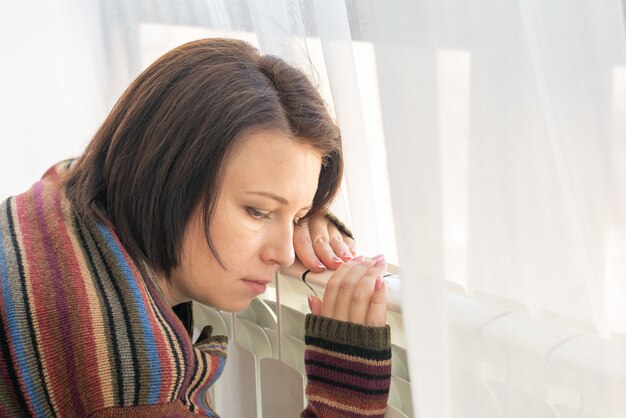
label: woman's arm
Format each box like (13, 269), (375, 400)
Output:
(294, 213), (357, 272)
(301, 258), (392, 417)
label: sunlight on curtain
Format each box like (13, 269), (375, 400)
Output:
(0, 1), (105, 199)
(309, 0), (398, 263)
(370, 0), (626, 416)
(607, 65), (626, 334)
(438, 49), (470, 288)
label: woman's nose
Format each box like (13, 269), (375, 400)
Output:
(262, 222), (295, 266)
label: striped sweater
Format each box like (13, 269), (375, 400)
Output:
(0, 161), (391, 417)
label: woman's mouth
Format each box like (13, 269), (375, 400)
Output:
(241, 278), (271, 294)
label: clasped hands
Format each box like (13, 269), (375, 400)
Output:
(291, 215), (388, 328)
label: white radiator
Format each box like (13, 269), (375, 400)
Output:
(193, 269), (626, 418)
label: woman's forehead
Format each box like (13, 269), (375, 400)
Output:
(222, 130), (322, 202)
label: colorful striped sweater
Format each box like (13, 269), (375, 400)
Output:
(0, 161), (391, 417)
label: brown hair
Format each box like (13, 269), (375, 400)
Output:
(65, 38), (342, 276)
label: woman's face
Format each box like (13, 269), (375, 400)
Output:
(162, 130), (322, 311)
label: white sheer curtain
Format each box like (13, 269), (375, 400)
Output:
(0, 1), (106, 199)
(369, 0), (626, 416)
(3, 1), (626, 416)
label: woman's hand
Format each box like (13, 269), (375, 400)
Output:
(293, 214), (356, 272)
(308, 255), (388, 327)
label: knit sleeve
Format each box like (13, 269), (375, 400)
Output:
(301, 314), (391, 417)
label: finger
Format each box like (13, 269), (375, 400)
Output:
(343, 254), (386, 325)
(369, 257), (387, 276)
(343, 236), (357, 256)
(309, 217), (343, 269)
(308, 295), (322, 316)
(293, 224), (327, 272)
(321, 256), (363, 318)
(348, 272), (378, 324)
(327, 223), (353, 262)
(333, 261), (373, 322)
(366, 279), (388, 327)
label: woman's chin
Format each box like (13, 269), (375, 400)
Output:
(198, 297), (254, 313)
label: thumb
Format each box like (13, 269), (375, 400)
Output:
(308, 295), (323, 315)
(366, 279), (388, 327)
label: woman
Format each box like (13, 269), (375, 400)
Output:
(0, 38), (391, 417)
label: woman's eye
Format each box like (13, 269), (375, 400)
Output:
(247, 207), (270, 220)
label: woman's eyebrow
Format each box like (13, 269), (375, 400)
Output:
(245, 191), (312, 211)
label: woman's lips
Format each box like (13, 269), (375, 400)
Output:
(242, 279), (270, 294)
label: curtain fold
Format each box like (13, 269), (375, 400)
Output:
(368, 2), (449, 416)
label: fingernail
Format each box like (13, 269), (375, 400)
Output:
(342, 251), (353, 260)
(314, 261), (327, 270)
(332, 256), (343, 263)
(374, 258), (386, 268)
(352, 255), (364, 262)
(307, 295), (313, 311)
(372, 254), (385, 260)
(350, 247), (357, 255)
(375, 277), (383, 290)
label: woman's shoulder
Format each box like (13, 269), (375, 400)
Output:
(0, 171), (223, 416)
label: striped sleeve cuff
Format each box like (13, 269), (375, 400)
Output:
(302, 315), (391, 417)
(304, 314), (391, 352)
